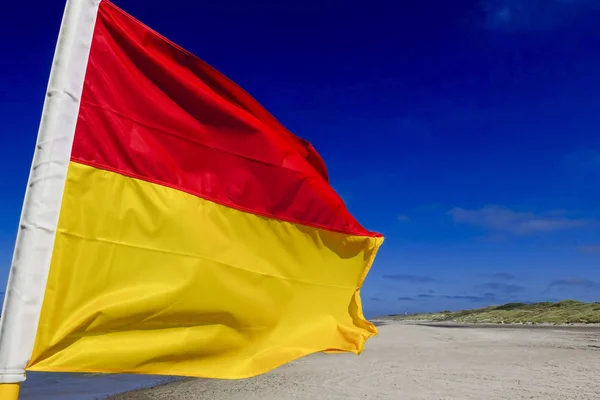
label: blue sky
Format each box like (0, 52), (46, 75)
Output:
(1, 0), (599, 317)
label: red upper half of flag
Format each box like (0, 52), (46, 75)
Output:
(71, 0), (381, 237)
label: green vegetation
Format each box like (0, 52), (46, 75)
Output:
(383, 300), (600, 324)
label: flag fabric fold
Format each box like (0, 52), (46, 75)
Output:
(0, 0), (382, 383)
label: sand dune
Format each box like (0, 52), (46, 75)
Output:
(110, 321), (600, 399)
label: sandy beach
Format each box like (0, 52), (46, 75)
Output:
(110, 321), (600, 400)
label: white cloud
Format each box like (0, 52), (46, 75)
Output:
(448, 205), (592, 235)
(547, 278), (600, 291)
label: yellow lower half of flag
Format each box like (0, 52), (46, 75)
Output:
(27, 162), (382, 378)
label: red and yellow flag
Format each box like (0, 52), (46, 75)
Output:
(0, 0), (382, 392)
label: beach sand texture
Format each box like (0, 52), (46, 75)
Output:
(110, 322), (600, 399)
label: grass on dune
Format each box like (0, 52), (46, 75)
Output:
(383, 300), (600, 324)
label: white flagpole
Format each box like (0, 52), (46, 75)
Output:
(0, 0), (101, 396)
